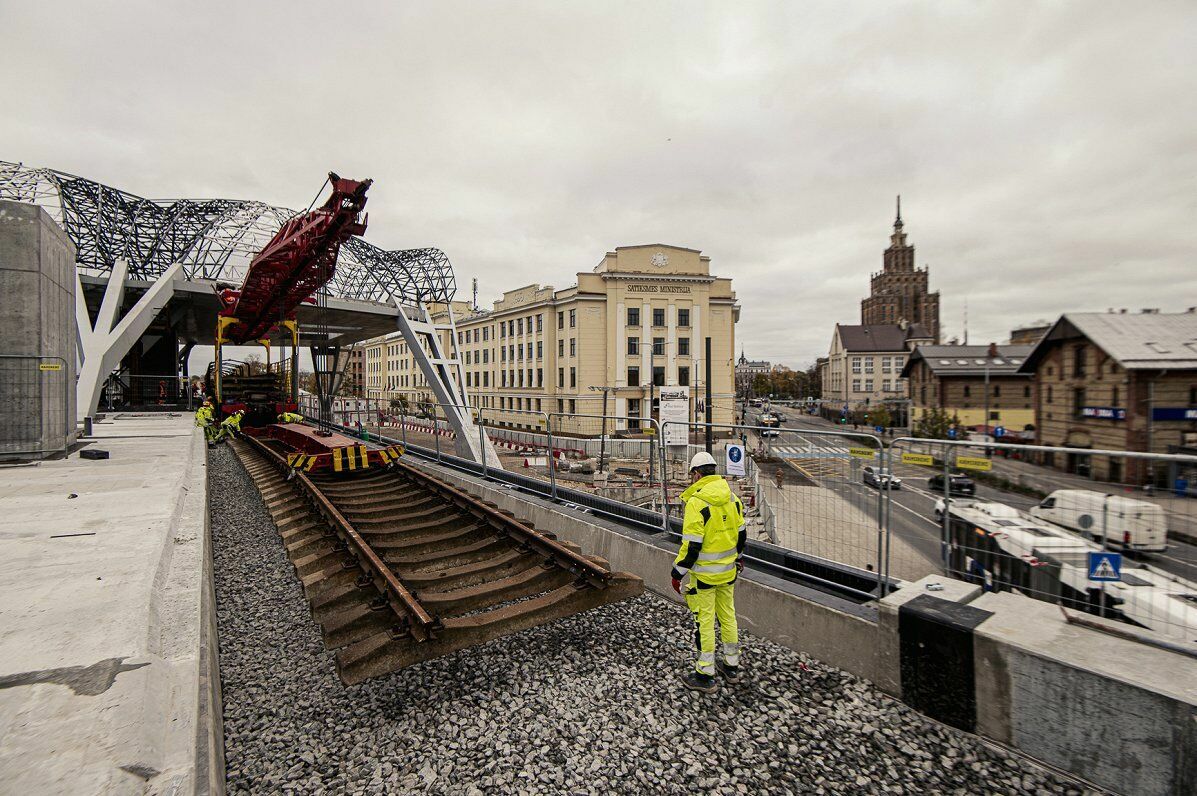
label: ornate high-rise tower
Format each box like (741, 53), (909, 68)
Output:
(860, 196), (940, 342)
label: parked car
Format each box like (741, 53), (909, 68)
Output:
(928, 473), (976, 496)
(761, 428), (781, 438)
(1029, 489), (1167, 552)
(863, 466), (902, 490)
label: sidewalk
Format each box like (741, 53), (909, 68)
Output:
(0, 414), (220, 795)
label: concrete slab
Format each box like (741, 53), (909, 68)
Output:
(0, 413), (220, 795)
(971, 591), (1197, 796)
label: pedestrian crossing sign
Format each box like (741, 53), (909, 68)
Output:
(1087, 552), (1122, 582)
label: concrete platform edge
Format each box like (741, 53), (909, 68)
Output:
(197, 441), (226, 796)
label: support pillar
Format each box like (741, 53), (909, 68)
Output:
(76, 260), (182, 419)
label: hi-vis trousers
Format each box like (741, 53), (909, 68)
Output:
(685, 580), (739, 675)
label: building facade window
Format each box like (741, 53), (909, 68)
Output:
(678, 366), (690, 386)
(627, 307), (639, 326)
(652, 366), (665, 386)
(1074, 345), (1087, 377)
(569, 338), (576, 357)
(652, 337), (665, 355)
(569, 309), (576, 328)
(678, 337), (690, 356)
(851, 357), (862, 374)
(628, 365), (640, 385)
(558, 368), (564, 388)
(557, 311), (564, 329)
(570, 367), (576, 388)
(1073, 387), (1086, 417)
(627, 337), (639, 355)
(558, 339), (565, 357)
(653, 308), (665, 327)
(678, 308), (690, 327)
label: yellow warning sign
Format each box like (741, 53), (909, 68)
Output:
(957, 456), (993, 472)
(848, 447), (876, 459)
(38, 362), (62, 371)
(901, 452), (934, 467)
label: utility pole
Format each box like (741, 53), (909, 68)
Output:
(588, 384), (614, 475)
(705, 336), (713, 452)
(983, 341), (1001, 440)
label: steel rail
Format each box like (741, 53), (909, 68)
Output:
(389, 455), (613, 589)
(241, 434), (439, 640)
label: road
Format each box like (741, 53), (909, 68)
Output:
(742, 405), (1197, 583)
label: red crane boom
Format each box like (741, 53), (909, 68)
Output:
(218, 173), (372, 345)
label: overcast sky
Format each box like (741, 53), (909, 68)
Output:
(3, 1), (1195, 368)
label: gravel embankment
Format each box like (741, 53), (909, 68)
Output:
(209, 445), (1098, 795)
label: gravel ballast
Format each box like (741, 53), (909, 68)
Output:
(209, 445), (1098, 795)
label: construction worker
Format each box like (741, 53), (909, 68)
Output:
(215, 409), (244, 443)
(671, 451), (747, 693)
(195, 400), (217, 443)
(277, 411), (304, 424)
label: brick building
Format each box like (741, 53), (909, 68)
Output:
(1019, 310), (1197, 484)
(902, 344), (1036, 433)
(823, 322), (932, 408)
(860, 197), (940, 342)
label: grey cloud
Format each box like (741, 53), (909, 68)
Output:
(2, 1), (1194, 366)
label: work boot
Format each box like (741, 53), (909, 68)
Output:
(717, 659), (742, 682)
(681, 671), (717, 694)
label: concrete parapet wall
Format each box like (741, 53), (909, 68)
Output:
(971, 592), (1196, 796)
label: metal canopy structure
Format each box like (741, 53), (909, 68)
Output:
(0, 160), (455, 306)
(0, 160), (496, 466)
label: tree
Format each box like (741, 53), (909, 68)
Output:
(243, 354), (266, 375)
(751, 374), (771, 396)
(914, 407), (960, 439)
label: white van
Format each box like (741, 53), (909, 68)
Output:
(1029, 489), (1167, 553)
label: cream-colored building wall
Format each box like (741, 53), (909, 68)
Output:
(361, 244), (738, 435)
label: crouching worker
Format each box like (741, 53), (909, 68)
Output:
(215, 409), (244, 443)
(671, 451), (747, 693)
(277, 411), (304, 423)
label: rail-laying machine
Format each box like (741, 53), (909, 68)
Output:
(207, 173), (400, 472)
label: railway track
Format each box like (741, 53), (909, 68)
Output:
(230, 435), (642, 684)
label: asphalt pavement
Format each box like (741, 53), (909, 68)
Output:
(741, 405), (1197, 583)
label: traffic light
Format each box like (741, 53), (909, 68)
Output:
(839, 416), (846, 424)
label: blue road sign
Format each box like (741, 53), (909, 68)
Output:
(947, 428), (957, 440)
(874, 425), (884, 434)
(993, 426), (1006, 438)
(728, 446), (743, 464)
(1087, 551), (1122, 582)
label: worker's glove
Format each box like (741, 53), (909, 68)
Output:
(736, 560), (745, 574)
(671, 577), (682, 595)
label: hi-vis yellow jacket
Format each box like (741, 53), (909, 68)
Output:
(671, 474), (746, 586)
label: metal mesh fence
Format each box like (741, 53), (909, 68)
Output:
(0, 354), (71, 457)
(887, 437), (1197, 644)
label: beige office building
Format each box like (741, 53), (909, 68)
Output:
(362, 244), (739, 434)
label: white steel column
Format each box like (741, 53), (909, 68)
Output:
(393, 298), (500, 466)
(76, 260), (182, 420)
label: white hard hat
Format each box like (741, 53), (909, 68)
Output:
(689, 451), (718, 471)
